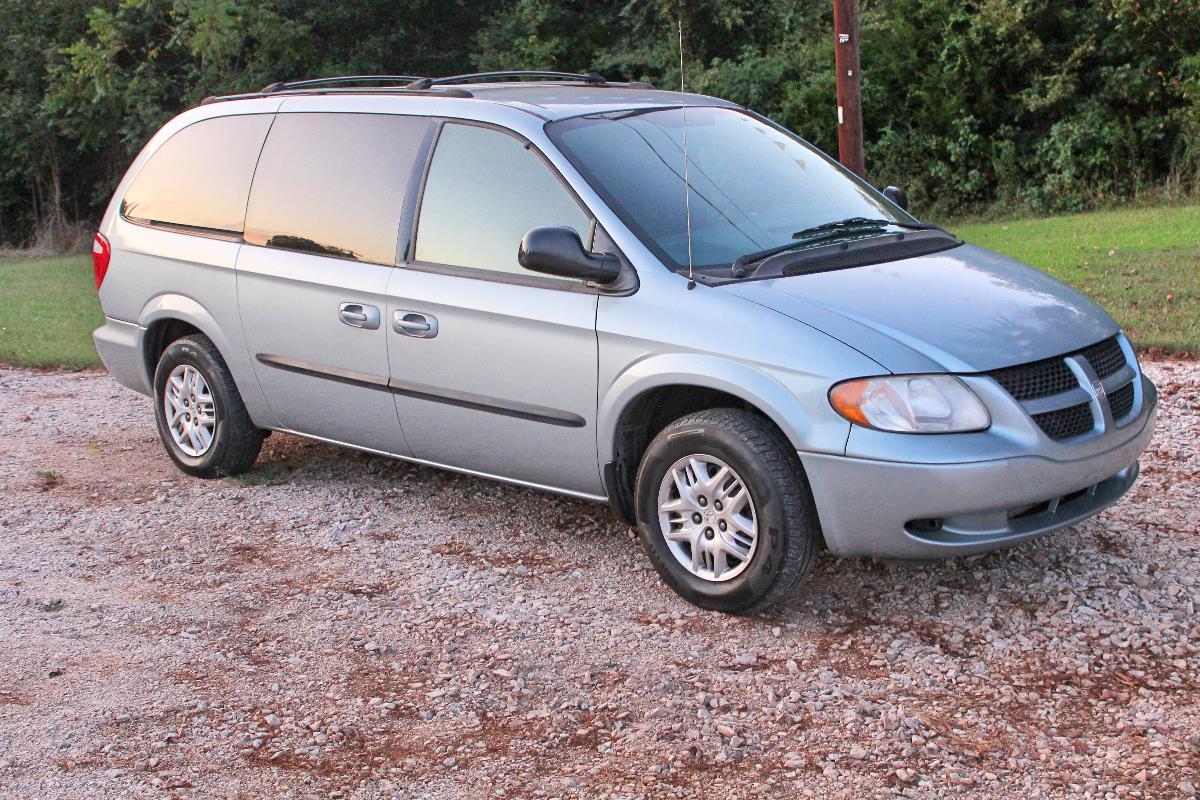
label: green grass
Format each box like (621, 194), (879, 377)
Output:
(0, 203), (1197, 368)
(0, 254), (102, 368)
(955, 204), (1200, 353)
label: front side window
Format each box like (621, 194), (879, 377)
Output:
(548, 106), (915, 271)
(414, 123), (591, 279)
(122, 114), (273, 234)
(244, 113), (429, 264)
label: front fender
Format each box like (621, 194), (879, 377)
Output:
(597, 353), (847, 464)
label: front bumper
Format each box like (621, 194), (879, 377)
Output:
(93, 317), (150, 395)
(800, 379), (1158, 559)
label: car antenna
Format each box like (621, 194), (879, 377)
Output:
(679, 15), (696, 290)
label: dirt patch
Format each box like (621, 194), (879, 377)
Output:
(0, 362), (1197, 798)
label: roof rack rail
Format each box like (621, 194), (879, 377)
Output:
(200, 80), (474, 105)
(406, 71), (608, 90)
(198, 70), (656, 106)
(260, 75), (428, 93)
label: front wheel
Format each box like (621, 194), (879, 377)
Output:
(153, 333), (264, 478)
(634, 408), (821, 613)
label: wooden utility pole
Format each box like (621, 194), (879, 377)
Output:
(832, 0), (865, 176)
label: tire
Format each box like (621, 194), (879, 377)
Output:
(634, 408), (821, 614)
(152, 333), (264, 478)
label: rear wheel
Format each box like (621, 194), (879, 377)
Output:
(153, 334), (263, 478)
(634, 408), (821, 613)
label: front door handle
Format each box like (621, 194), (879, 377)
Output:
(339, 303), (380, 330)
(393, 310), (438, 339)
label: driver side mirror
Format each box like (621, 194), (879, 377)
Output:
(883, 185), (908, 212)
(518, 226), (621, 284)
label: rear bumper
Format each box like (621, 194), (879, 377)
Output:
(93, 317), (150, 395)
(800, 380), (1158, 559)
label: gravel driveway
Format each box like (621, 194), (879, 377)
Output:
(1, 361), (1197, 799)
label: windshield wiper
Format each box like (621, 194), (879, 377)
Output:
(792, 217), (945, 239)
(729, 217), (949, 278)
(730, 224), (887, 277)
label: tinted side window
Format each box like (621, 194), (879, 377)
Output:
(121, 114), (273, 234)
(415, 123), (591, 278)
(245, 113), (429, 265)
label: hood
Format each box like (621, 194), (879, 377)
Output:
(726, 243), (1118, 374)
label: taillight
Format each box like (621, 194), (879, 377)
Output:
(92, 232), (111, 290)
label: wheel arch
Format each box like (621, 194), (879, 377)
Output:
(138, 294), (228, 387)
(135, 293), (281, 430)
(598, 355), (815, 526)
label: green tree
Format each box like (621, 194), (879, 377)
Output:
(0, 0), (1197, 247)
(0, 0), (93, 247)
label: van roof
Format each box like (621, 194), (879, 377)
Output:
(200, 72), (738, 121)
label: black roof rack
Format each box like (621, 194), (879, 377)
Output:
(200, 83), (474, 105)
(199, 70), (655, 105)
(260, 75), (427, 93)
(406, 70), (608, 90)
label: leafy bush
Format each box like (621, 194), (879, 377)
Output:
(0, 0), (1197, 246)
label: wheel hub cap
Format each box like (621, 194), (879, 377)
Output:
(657, 454), (758, 582)
(164, 364), (217, 457)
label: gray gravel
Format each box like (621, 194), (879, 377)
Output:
(0, 361), (1197, 799)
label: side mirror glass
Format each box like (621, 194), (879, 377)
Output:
(518, 226), (621, 284)
(883, 185), (908, 212)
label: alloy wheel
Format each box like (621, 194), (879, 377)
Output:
(164, 364), (217, 457)
(656, 454), (758, 582)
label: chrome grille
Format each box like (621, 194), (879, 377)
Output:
(987, 336), (1136, 441)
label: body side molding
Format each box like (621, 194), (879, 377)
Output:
(255, 353), (586, 428)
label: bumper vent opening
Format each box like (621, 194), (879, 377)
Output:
(1007, 500), (1051, 520)
(902, 465), (1136, 547)
(1008, 486), (1093, 521)
(904, 518), (944, 534)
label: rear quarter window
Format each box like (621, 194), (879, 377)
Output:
(121, 114), (273, 235)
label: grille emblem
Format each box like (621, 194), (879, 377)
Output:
(1091, 378), (1107, 401)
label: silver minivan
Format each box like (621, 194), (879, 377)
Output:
(92, 72), (1157, 613)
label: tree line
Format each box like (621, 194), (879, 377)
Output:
(1, 0), (1197, 249)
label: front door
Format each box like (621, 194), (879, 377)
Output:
(237, 110), (431, 454)
(386, 121), (602, 496)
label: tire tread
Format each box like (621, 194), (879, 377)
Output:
(636, 407), (820, 614)
(155, 334), (263, 477)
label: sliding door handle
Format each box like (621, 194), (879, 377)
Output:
(338, 303), (380, 330)
(393, 310), (438, 339)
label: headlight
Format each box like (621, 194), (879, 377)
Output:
(829, 375), (990, 433)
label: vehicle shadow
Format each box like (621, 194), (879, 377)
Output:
(238, 431), (1122, 634)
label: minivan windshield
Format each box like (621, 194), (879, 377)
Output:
(548, 106), (916, 273)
